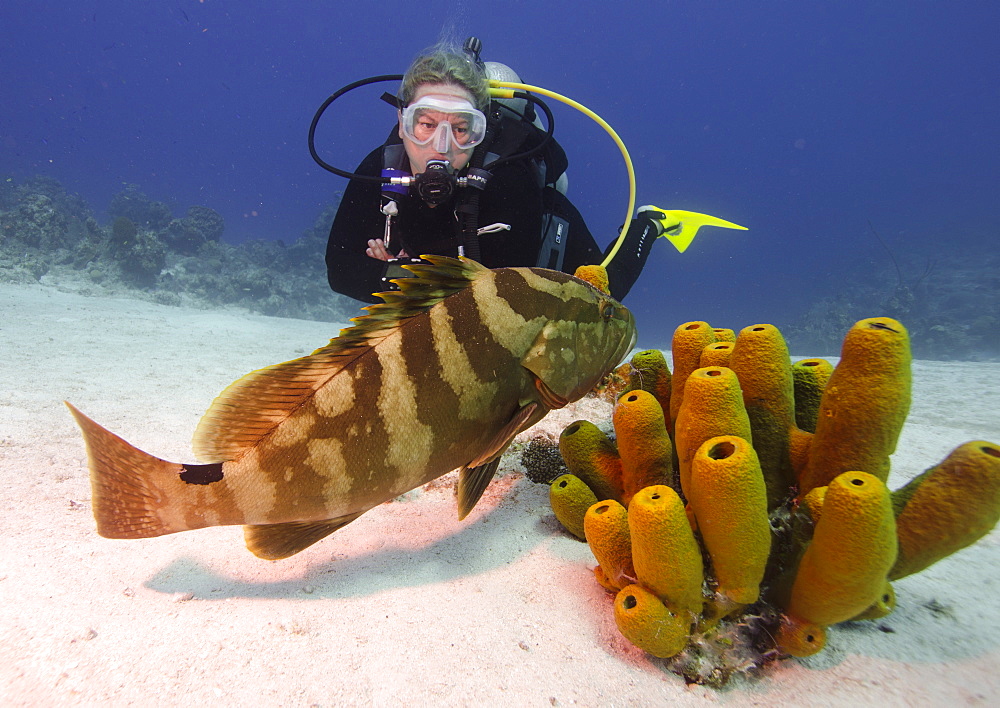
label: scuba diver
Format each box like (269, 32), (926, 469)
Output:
(314, 38), (745, 303)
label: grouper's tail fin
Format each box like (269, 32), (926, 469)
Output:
(66, 402), (219, 539)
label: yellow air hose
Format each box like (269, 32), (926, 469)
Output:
(489, 80), (636, 268)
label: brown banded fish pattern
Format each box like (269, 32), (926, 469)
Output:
(67, 256), (636, 560)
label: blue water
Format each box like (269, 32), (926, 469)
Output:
(2, 1), (997, 350)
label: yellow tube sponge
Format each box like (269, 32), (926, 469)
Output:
(728, 324), (798, 508)
(614, 584), (691, 658)
(789, 426), (814, 480)
(712, 328), (736, 343)
(626, 349), (672, 427)
(629, 485), (704, 617)
(613, 390), (675, 503)
(668, 321), (717, 425)
(850, 582), (896, 620)
(593, 565), (620, 593)
(792, 358), (833, 434)
(688, 436), (771, 605)
(558, 420), (623, 503)
(800, 485), (827, 522)
(786, 471), (897, 627)
(798, 317), (911, 495)
(584, 500), (636, 591)
(776, 616), (826, 657)
(573, 264), (610, 295)
(549, 474), (599, 540)
(889, 440), (1000, 580)
(699, 341), (734, 368)
(674, 367), (752, 499)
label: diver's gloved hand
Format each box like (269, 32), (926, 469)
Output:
(636, 205), (671, 235)
(635, 205), (748, 254)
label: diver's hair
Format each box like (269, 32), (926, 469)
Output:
(399, 43), (490, 112)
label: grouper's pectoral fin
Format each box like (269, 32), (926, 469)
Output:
(457, 402), (543, 520)
(244, 511), (366, 560)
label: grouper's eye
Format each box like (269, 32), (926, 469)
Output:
(600, 300), (617, 320)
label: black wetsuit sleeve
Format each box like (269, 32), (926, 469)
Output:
(602, 215), (659, 300)
(325, 148), (388, 304)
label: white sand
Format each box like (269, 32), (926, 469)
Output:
(2, 282), (998, 706)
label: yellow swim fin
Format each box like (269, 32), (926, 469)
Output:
(642, 207), (748, 254)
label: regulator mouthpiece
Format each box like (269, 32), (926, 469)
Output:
(414, 159), (456, 205)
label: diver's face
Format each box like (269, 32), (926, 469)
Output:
(399, 83), (477, 174)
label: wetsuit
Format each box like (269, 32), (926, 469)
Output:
(326, 141), (657, 303)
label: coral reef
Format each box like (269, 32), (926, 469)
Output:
(107, 183), (174, 231)
(110, 216), (167, 287)
(0, 176), (354, 323)
(162, 205), (225, 255)
(549, 317), (1000, 685)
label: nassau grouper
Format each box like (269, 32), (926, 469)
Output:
(67, 256), (636, 560)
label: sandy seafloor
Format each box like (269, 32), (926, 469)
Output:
(1, 280), (998, 707)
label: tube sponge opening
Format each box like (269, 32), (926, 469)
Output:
(614, 584), (691, 658)
(792, 358), (833, 434)
(798, 318), (911, 495)
(786, 471), (897, 626)
(688, 436), (770, 606)
(558, 420), (623, 503)
(628, 485), (705, 617)
(549, 474), (598, 540)
(674, 366), (752, 500)
(614, 390), (674, 503)
(584, 499), (635, 591)
(776, 615), (826, 657)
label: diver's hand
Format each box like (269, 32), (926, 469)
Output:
(366, 239), (391, 261)
(637, 205), (670, 235)
(366, 239), (409, 261)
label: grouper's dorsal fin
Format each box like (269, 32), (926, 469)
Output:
(192, 255), (488, 463)
(332, 255), (489, 348)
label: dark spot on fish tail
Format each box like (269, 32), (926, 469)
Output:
(179, 463), (224, 485)
(867, 321), (899, 333)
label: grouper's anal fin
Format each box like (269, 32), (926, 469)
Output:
(457, 402), (542, 520)
(456, 458), (504, 522)
(192, 255), (489, 463)
(244, 511), (367, 560)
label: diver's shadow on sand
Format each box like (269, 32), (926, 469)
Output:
(144, 489), (552, 601)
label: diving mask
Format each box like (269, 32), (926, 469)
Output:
(400, 96), (487, 152)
